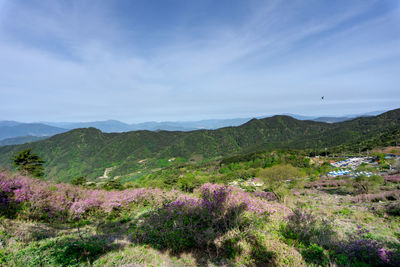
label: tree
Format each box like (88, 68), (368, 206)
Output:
(102, 180), (123, 191)
(258, 164), (303, 201)
(71, 176), (87, 186)
(12, 149), (45, 178)
(352, 175), (384, 194)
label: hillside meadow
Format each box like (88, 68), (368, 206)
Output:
(1, 165), (399, 266)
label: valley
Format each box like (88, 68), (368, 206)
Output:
(0, 109), (399, 183)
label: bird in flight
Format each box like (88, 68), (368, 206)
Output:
(321, 96), (324, 100)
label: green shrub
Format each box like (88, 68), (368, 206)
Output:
(338, 207), (353, 216)
(101, 180), (123, 191)
(385, 201), (400, 216)
(0, 249), (6, 264)
(258, 164), (303, 201)
(222, 234), (242, 259)
(282, 208), (336, 248)
(71, 176), (87, 186)
(301, 243), (328, 265)
(353, 175), (384, 194)
(7, 236), (107, 266)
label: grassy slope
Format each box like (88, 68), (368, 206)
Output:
(1, 171), (399, 266)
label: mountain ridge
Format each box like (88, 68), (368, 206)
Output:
(0, 123), (67, 141)
(0, 108), (398, 181)
(0, 111), (388, 141)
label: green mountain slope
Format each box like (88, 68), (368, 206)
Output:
(0, 108), (399, 182)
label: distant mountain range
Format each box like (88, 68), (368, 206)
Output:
(0, 110), (387, 146)
(0, 136), (48, 146)
(0, 108), (398, 182)
(43, 118), (251, 133)
(282, 110), (386, 123)
(0, 123), (66, 141)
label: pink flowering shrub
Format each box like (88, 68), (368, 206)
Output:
(1, 173), (284, 224)
(384, 175), (400, 183)
(252, 191), (277, 201)
(0, 172), (177, 221)
(353, 190), (400, 203)
(197, 183), (286, 215)
(336, 225), (399, 266)
(131, 183), (287, 252)
(283, 208), (336, 248)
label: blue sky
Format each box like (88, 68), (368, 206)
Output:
(0, 0), (399, 123)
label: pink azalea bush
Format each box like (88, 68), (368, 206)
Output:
(337, 225), (399, 266)
(1, 172), (289, 255)
(252, 191), (277, 201)
(353, 190), (400, 203)
(1, 173), (286, 222)
(384, 175), (400, 183)
(197, 183), (286, 215)
(132, 183), (288, 252)
(0, 172), (177, 220)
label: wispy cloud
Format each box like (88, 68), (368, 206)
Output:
(0, 0), (399, 122)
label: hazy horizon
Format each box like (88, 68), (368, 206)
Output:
(1, 0), (399, 122)
(0, 108), (391, 124)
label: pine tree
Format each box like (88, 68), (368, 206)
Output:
(12, 149), (45, 178)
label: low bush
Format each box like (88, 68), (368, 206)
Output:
(385, 201), (400, 216)
(353, 190), (400, 203)
(252, 191), (276, 201)
(282, 208), (336, 248)
(131, 183), (286, 253)
(385, 175), (400, 183)
(301, 243), (328, 265)
(337, 207), (353, 216)
(0, 172), (182, 221)
(337, 225), (396, 266)
(352, 175), (384, 194)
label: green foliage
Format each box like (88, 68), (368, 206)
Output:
(385, 201), (400, 216)
(338, 207), (353, 216)
(177, 173), (202, 192)
(12, 149), (45, 178)
(6, 236), (107, 266)
(301, 243), (328, 265)
(1, 108), (399, 181)
(101, 180), (123, 191)
(353, 175), (384, 194)
(258, 164), (303, 201)
(71, 176), (87, 186)
(156, 158), (170, 168)
(282, 208), (336, 248)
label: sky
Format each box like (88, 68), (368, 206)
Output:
(0, 0), (399, 123)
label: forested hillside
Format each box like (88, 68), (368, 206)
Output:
(0, 109), (399, 182)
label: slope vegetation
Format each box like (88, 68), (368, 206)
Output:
(0, 109), (399, 181)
